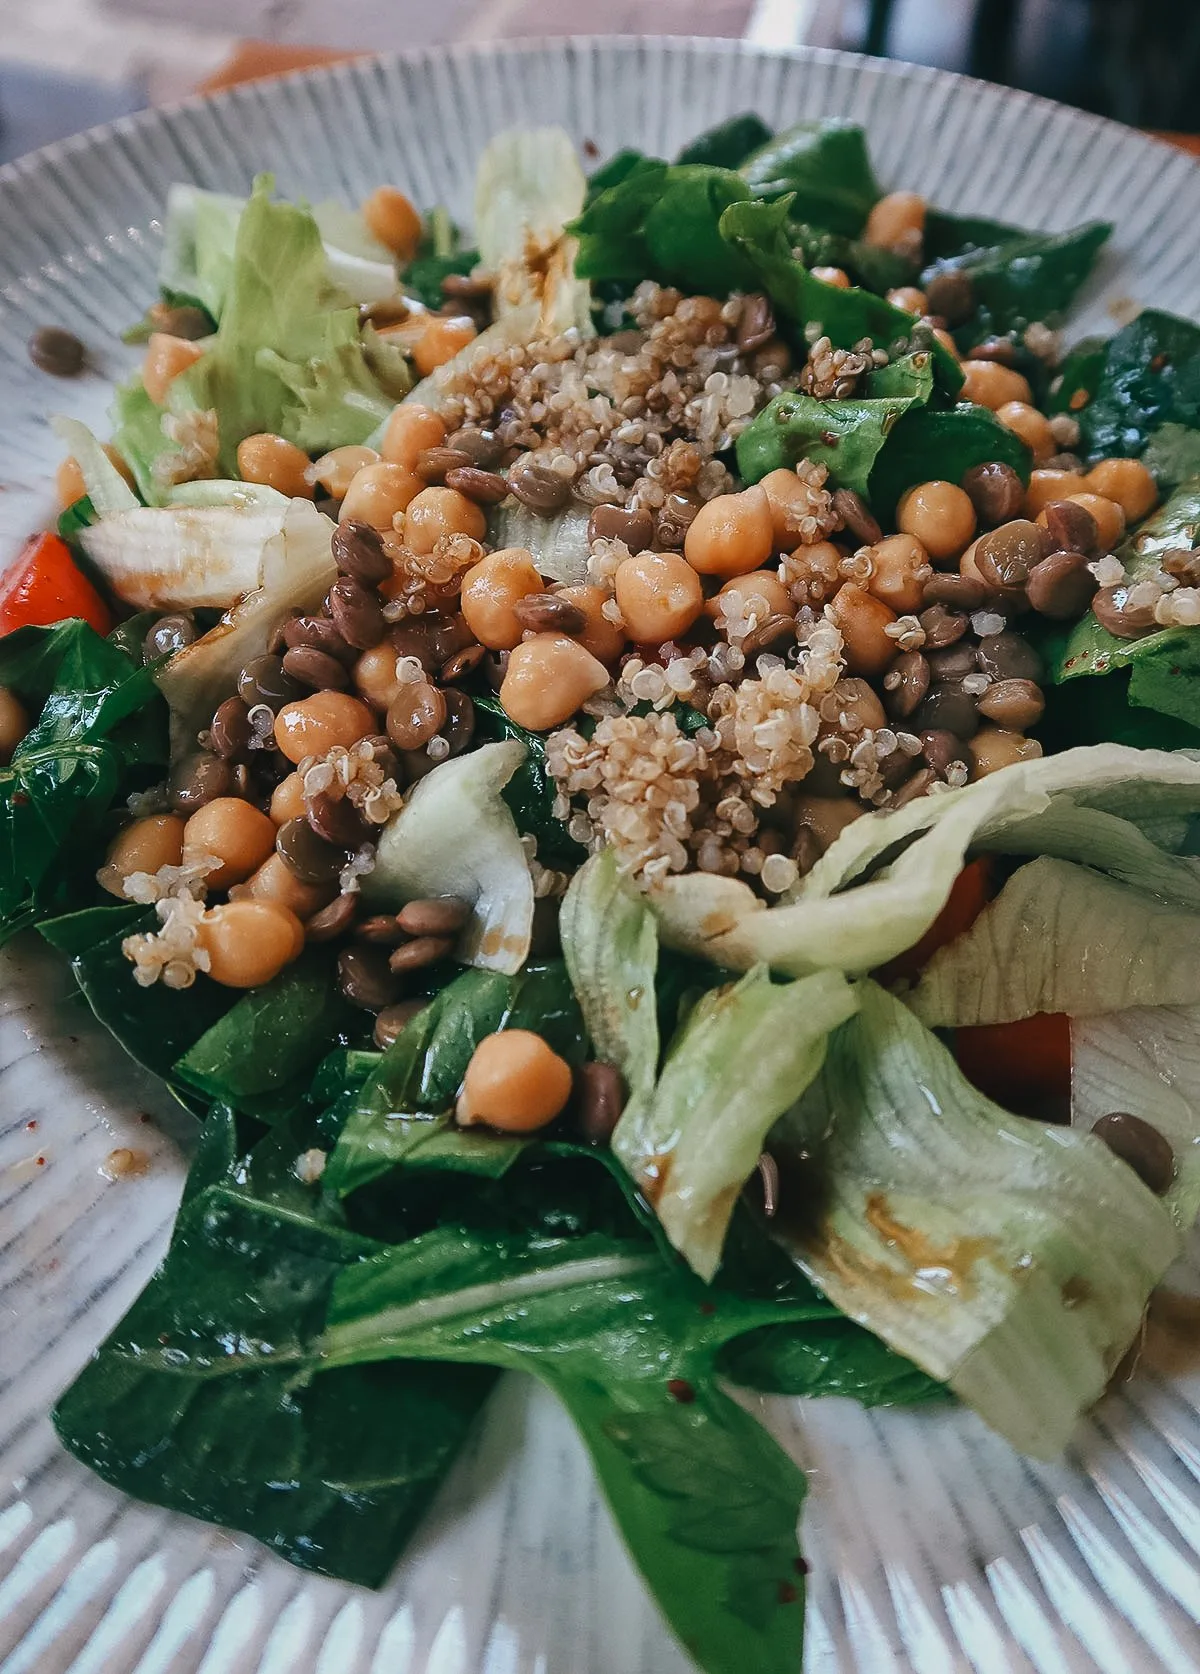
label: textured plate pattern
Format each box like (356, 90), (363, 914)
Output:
(2, 38), (1200, 1674)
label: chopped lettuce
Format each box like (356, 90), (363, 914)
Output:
(614, 966), (857, 1281)
(475, 128), (592, 337)
(648, 745), (1200, 976)
(487, 499), (591, 583)
(49, 417), (139, 517)
(560, 850), (660, 1099)
(780, 982), (1179, 1457)
(364, 741), (535, 975)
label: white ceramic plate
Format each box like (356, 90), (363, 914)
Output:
(4, 38), (1200, 1674)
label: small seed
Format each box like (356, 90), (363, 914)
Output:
(833, 487), (883, 546)
(891, 765), (938, 808)
(884, 650), (930, 720)
(924, 267), (975, 327)
(512, 594), (588, 635)
(30, 325), (86, 376)
(337, 945), (399, 1011)
(276, 817), (346, 884)
(305, 892), (357, 942)
(921, 572), (987, 611)
(574, 1060), (626, 1145)
(283, 615), (357, 666)
(307, 790), (368, 848)
(281, 645), (352, 690)
(974, 519), (1050, 593)
(741, 614), (796, 659)
(1091, 586), (1158, 640)
(397, 896), (471, 937)
(1041, 498), (1098, 556)
(415, 446), (474, 484)
(1091, 1112), (1175, 1195)
(374, 998), (430, 1048)
(332, 519), (393, 584)
(328, 576), (386, 650)
(587, 503), (656, 551)
(976, 631), (1044, 682)
(736, 292), (776, 354)
(920, 728), (970, 777)
(509, 460), (571, 515)
(356, 914), (407, 945)
(441, 643), (487, 683)
(210, 695), (252, 759)
(914, 684), (980, 740)
(1026, 551), (1098, 619)
(918, 603), (968, 648)
(388, 934), (454, 972)
(239, 652), (303, 710)
(444, 465), (509, 505)
(447, 426), (506, 468)
(977, 677), (1045, 729)
(961, 461), (1025, 528)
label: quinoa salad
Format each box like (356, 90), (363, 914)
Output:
(7, 116), (1200, 1674)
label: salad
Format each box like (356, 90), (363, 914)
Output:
(7, 112), (1200, 1674)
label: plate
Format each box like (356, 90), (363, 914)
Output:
(3, 37), (1200, 1674)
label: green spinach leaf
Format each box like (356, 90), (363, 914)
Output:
(57, 495), (98, 548)
(789, 223), (915, 295)
(922, 208), (1025, 263)
(1143, 423), (1200, 490)
(869, 402), (1032, 519)
(571, 163), (757, 294)
(740, 121), (881, 236)
(403, 246), (480, 310)
(1059, 310), (1200, 462)
(473, 691), (585, 865)
(720, 1319), (945, 1406)
(922, 220), (1111, 342)
(677, 114), (773, 171)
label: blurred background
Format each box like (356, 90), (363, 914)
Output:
(0, 0), (1196, 164)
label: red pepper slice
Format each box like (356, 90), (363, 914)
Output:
(0, 532), (112, 637)
(873, 855), (995, 988)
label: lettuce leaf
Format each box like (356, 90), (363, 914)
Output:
(779, 981), (1179, 1457)
(49, 417), (139, 517)
(560, 850), (660, 1099)
(475, 127), (592, 337)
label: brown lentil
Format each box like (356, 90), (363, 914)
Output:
(1026, 551), (1098, 619)
(171, 751), (232, 813)
(415, 446), (475, 483)
(925, 642), (978, 682)
(239, 653), (302, 711)
(891, 766), (938, 807)
(1041, 498), (1098, 556)
(445, 465), (510, 505)
(1091, 1112), (1175, 1195)
(924, 267), (975, 326)
(439, 689), (476, 755)
(740, 613), (796, 658)
(397, 896), (471, 937)
(961, 461), (1025, 527)
(921, 572), (987, 611)
(977, 677), (1045, 729)
(440, 644), (487, 684)
(144, 612), (197, 660)
(332, 519), (393, 585)
(388, 934), (454, 972)
(1091, 586), (1158, 640)
(884, 650), (930, 719)
(587, 503), (656, 550)
(508, 460), (571, 515)
(512, 593), (588, 635)
(281, 645), (352, 690)
(976, 631), (1043, 683)
(338, 945), (399, 1011)
(357, 913), (407, 944)
(276, 817), (347, 885)
(736, 293), (776, 354)
(283, 615), (357, 666)
(655, 489), (703, 549)
(918, 603), (969, 648)
(574, 1060), (626, 1145)
(974, 519), (1050, 593)
(387, 681), (447, 750)
(305, 892), (357, 942)
(915, 683), (980, 739)
(832, 487), (883, 546)
(328, 576), (386, 650)
(210, 696), (252, 759)
(374, 998), (430, 1048)
(447, 426), (505, 468)
(30, 325), (86, 376)
(920, 729), (970, 776)
(307, 790), (369, 849)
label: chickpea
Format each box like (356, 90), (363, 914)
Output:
(0, 686), (29, 765)
(758, 468), (830, 553)
(931, 327), (961, 364)
(308, 445), (380, 500)
(413, 315), (477, 378)
(402, 486), (487, 556)
(896, 481), (977, 562)
(56, 455), (86, 509)
(707, 570), (793, 624)
(960, 359), (1034, 411)
(459, 548), (544, 650)
(811, 265), (851, 289)
(866, 533), (930, 614)
(274, 691), (377, 763)
(959, 536), (986, 586)
(456, 1029), (573, 1132)
(237, 433), (313, 498)
(339, 461), (422, 530)
(554, 584), (627, 662)
(98, 813), (185, 897)
(826, 583), (898, 677)
(199, 900), (304, 989)
(269, 772), (308, 825)
(354, 642), (404, 709)
(995, 401), (1056, 466)
(1025, 467), (1087, 516)
(499, 634), (610, 731)
(143, 332), (204, 405)
(182, 796), (277, 890)
(864, 191), (925, 251)
(230, 852), (334, 919)
(614, 552), (704, 643)
(362, 185), (423, 262)
(1065, 491), (1125, 554)
(792, 794), (864, 853)
(968, 725), (1043, 779)
(828, 676), (887, 733)
(684, 486), (773, 577)
(1084, 458), (1158, 523)
(380, 403), (447, 471)
(887, 286), (928, 315)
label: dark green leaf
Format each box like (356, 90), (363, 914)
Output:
(1046, 333), (1106, 418)
(180, 1102), (243, 1207)
(789, 224), (916, 295)
(676, 114), (773, 171)
(57, 495), (98, 548)
(571, 164), (757, 294)
(1063, 310), (1200, 462)
(869, 402), (1032, 520)
(740, 121), (881, 237)
(1143, 424), (1200, 491)
(720, 1319), (945, 1405)
(403, 247), (480, 310)
(585, 148), (655, 203)
(173, 951), (353, 1122)
(922, 220), (1111, 341)
(473, 692), (585, 866)
(922, 209), (1024, 263)
(38, 901), (145, 956)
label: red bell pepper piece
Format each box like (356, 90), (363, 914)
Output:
(0, 532), (112, 637)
